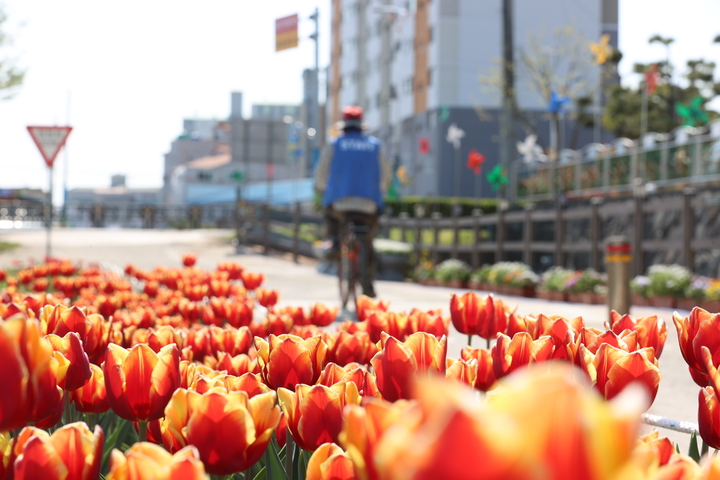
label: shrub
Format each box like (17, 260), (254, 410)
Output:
(646, 264), (692, 298)
(540, 267), (575, 292)
(435, 259), (471, 283)
(631, 276), (650, 298)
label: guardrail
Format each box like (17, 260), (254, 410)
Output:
(514, 133), (720, 202)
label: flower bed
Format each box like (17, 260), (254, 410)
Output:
(1, 255), (720, 479)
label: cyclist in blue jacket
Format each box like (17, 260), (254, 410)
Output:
(315, 105), (392, 298)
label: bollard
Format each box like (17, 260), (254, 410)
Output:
(605, 235), (632, 315)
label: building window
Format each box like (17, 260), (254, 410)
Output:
(403, 77), (413, 95)
(197, 172), (212, 182)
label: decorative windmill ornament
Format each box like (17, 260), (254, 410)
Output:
(467, 150), (485, 175)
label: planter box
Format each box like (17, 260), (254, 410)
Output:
(578, 292), (595, 304)
(701, 300), (720, 313)
(468, 281), (486, 291)
(445, 280), (468, 289)
(377, 253), (410, 282)
(550, 291), (568, 302)
(567, 293), (583, 304)
(677, 297), (699, 312)
(651, 296), (677, 309)
(502, 286), (536, 298)
(632, 295), (651, 307)
(536, 289), (553, 300)
(593, 294), (607, 305)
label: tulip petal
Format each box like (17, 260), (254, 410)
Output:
(14, 435), (69, 480)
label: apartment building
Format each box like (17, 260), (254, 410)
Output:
(329, 0), (618, 197)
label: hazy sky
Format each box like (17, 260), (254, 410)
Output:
(0, 0), (718, 201)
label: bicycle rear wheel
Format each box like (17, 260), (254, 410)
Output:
(338, 240), (356, 308)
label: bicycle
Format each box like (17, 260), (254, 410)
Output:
(337, 216), (372, 309)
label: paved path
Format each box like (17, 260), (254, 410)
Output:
(0, 228), (701, 450)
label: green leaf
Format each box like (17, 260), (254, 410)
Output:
(102, 418), (133, 471)
(689, 431), (701, 463)
(267, 441), (290, 480)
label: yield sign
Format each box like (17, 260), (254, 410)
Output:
(27, 126), (73, 168)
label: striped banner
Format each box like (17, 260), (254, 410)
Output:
(276, 14), (299, 52)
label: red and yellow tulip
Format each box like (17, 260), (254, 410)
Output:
(307, 443), (356, 480)
(104, 343), (181, 422)
(107, 443), (209, 480)
(160, 389), (280, 475)
(279, 381), (361, 451)
(254, 334), (328, 390)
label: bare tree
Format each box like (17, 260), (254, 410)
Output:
(479, 26), (598, 150)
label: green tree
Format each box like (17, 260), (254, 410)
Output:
(0, 8), (24, 99)
(603, 50), (719, 138)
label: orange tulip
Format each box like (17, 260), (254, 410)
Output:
(492, 332), (555, 380)
(255, 334), (328, 390)
(147, 325), (185, 353)
(310, 303), (339, 327)
(293, 324), (325, 339)
(280, 305), (309, 326)
(70, 364), (110, 414)
(355, 295), (389, 322)
(279, 382), (361, 451)
(104, 343), (181, 422)
(450, 293), (507, 340)
(223, 299), (254, 328)
(0, 316), (33, 430)
(40, 305), (110, 364)
(256, 288), (279, 308)
(577, 328), (640, 355)
(209, 325), (253, 357)
(13, 422), (103, 480)
(445, 358), (478, 388)
(370, 332), (447, 401)
(699, 346), (720, 449)
(674, 307), (720, 387)
(581, 344), (661, 404)
(340, 397), (419, 480)
(608, 311), (668, 358)
(4, 315), (65, 428)
(408, 308), (449, 339)
(307, 443), (356, 480)
(638, 431), (675, 467)
(533, 314), (584, 361)
(182, 253), (197, 267)
(161, 389), (280, 475)
(46, 332), (92, 392)
(107, 443), (209, 480)
(241, 271), (265, 290)
(265, 313), (295, 336)
(325, 331), (378, 366)
(367, 311), (409, 343)
(461, 347), (498, 391)
(205, 352), (259, 376)
(317, 363), (380, 399)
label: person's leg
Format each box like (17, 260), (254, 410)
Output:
(325, 207), (342, 256)
(362, 213), (379, 297)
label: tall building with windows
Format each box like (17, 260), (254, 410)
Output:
(328, 0), (619, 197)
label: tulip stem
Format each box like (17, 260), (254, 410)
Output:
(467, 335), (472, 347)
(285, 427), (295, 480)
(486, 337), (490, 349)
(64, 394), (72, 425)
(138, 421), (148, 443)
(702, 440), (710, 457)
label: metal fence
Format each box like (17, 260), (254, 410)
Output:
(514, 133), (720, 202)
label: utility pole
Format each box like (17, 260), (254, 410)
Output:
(501, 0), (516, 200)
(307, 7), (320, 177)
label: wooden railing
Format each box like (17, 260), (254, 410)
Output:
(238, 188), (719, 276)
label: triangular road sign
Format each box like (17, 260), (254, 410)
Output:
(27, 126), (73, 168)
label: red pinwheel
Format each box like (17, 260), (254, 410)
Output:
(645, 63), (660, 95)
(467, 150), (486, 175)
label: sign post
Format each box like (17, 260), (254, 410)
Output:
(26, 126), (73, 258)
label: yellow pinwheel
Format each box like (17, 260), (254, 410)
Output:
(590, 34), (612, 65)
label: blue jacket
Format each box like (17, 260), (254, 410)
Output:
(323, 131), (384, 208)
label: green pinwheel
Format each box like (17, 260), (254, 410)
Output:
(487, 165), (508, 192)
(676, 96), (709, 127)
